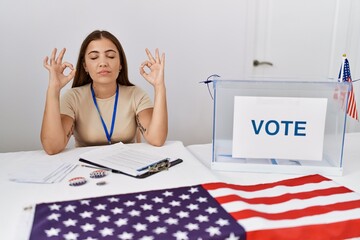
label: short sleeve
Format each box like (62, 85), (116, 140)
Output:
(132, 86), (153, 114)
(60, 89), (76, 119)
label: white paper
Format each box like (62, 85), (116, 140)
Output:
(8, 160), (77, 184)
(79, 142), (169, 176)
(232, 96), (328, 161)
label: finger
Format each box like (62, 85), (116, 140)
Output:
(145, 48), (155, 63)
(50, 48), (57, 65)
(43, 56), (50, 69)
(140, 60), (152, 69)
(56, 48), (66, 64)
(155, 48), (160, 63)
(161, 52), (165, 68)
(66, 69), (76, 82)
(62, 62), (74, 70)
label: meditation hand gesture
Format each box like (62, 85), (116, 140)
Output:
(43, 48), (76, 91)
(140, 48), (165, 88)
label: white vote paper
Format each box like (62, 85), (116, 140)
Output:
(232, 96), (328, 161)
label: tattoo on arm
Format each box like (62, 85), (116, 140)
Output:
(66, 124), (74, 139)
(136, 115), (147, 134)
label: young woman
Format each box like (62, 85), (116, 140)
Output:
(41, 30), (167, 155)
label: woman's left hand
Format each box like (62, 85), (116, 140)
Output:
(140, 48), (165, 87)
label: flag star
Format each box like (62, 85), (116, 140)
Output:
(65, 204), (76, 212)
(79, 211), (93, 218)
(124, 200), (136, 207)
(80, 200), (91, 205)
(99, 227), (114, 237)
(158, 207), (171, 214)
(45, 227), (61, 237)
(173, 230), (189, 240)
(47, 213), (61, 221)
(195, 214), (209, 222)
(205, 207), (218, 214)
(184, 223), (199, 231)
(136, 194), (147, 200)
(133, 222), (147, 232)
(188, 187), (199, 194)
(81, 223), (96, 232)
(111, 207), (123, 214)
(197, 197), (207, 203)
(108, 197), (119, 202)
(153, 226), (167, 234)
(115, 218), (128, 227)
(187, 204), (199, 211)
(94, 203), (107, 211)
(169, 200), (181, 207)
(84, 237), (97, 240)
(176, 211), (189, 218)
(146, 215), (159, 223)
(179, 194), (190, 200)
(96, 214), (110, 223)
(63, 218), (77, 227)
(141, 203), (153, 211)
(118, 231), (133, 240)
(165, 217), (179, 225)
(140, 236), (154, 240)
(206, 226), (221, 237)
(128, 209), (141, 217)
(162, 191), (173, 197)
(63, 231), (79, 240)
(225, 232), (241, 240)
(216, 218), (230, 226)
(49, 204), (61, 211)
(152, 196), (163, 203)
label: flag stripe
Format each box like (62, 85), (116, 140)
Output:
(246, 218), (360, 240)
(239, 207), (360, 231)
(230, 199), (360, 220)
(206, 179), (339, 199)
(202, 174), (329, 191)
(220, 192), (360, 214)
(215, 186), (350, 205)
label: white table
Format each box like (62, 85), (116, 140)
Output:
(0, 141), (217, 240)
(186, 132), (360, 193)
(1, 134), (359, 239)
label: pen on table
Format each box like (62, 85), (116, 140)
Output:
(80, 164), (111, 171)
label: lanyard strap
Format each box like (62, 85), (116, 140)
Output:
(91, 84), (119, 144)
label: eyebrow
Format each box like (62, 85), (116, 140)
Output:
(87, 49), (117, 55)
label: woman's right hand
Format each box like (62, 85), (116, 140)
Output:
(43, 48), (76, 91)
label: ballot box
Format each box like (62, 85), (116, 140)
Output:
(211, 79), (351, 176)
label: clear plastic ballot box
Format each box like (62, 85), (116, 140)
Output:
(211, 79), (351, 176)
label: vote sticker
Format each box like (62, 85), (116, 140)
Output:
(90, 170), (107, 179)
(68, 177), (87, 186)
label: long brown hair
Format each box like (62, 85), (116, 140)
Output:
(72, 30), (134, 88)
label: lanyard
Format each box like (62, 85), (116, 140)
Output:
(91, 84), (119, 144)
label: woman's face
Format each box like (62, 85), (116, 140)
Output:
(83, 38), (121, 85)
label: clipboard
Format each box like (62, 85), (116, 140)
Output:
(78, 142), (183, 179)
(79, 158), (183, 179)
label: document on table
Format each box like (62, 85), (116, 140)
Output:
(8, 159), (77, 184)
(79, 142), (172, 177)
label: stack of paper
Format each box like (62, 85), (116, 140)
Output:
(8, 159), (77, 184)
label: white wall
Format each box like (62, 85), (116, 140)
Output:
(0, 0), (248, 152)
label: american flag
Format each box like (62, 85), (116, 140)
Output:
(29, 174), (360, 240)
(338, 55), (358, 120)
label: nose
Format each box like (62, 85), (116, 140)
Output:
(99, 62), (108, 67)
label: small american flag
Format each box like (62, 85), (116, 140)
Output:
(338, 55), (358, 120)
(29, 174), (360, 240)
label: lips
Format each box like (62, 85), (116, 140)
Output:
(98, 70), (110, 75)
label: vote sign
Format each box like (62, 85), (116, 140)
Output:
(232, 96), (328, 161)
